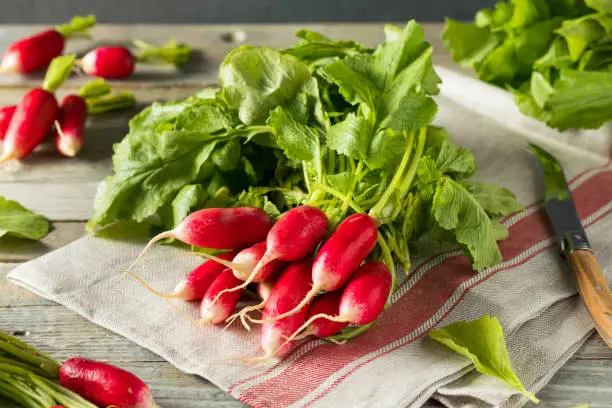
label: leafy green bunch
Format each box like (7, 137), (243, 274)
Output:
(88, 21), (522, 275)
(443, 0), (612, 130)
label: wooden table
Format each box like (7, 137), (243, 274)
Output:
(0, 23), (609, 408)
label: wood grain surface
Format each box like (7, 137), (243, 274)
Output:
(0, 23), (608, 408)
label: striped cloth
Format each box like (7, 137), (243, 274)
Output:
(8, 67), (612, 408)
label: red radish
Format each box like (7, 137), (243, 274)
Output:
(59, 357), (159, 408)
(0, 88), (58, 162)
(283, 261), (392, 346)
(210, 205), (328, 304)
(0, 15), (96, 74)
(80, 47), (135, 79)
(200, 269), (244, 324)
(54, 94), (87, 157)
(300, 291), (348, 338)
(128, 207), (272, 270)
(0, 105), (16, 140)
(79, 40), (190, 79)
(240, 259), (313, 361)
(263, 213), (378, 322)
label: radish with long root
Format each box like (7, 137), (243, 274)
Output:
(127, 251), (238, 301)
(0, 55), (75, 163)
(253, 213), (378, 323)
(209, 205), (328, 307)
(0, 15), (95, 74)
(60, 357), (159, 408)
(128, 207), (273, 270)
(79, 39), (190, 79)
(238, 259), (314, 361)
(282, 261), (392, 347)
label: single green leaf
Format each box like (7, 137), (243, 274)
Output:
(268, 106), (321, 161)
(0, 197), (50, 241)
(326, 113), (371, 160)
(327, 172), (355, 194)
(429, 140), (477, 179)
(429, 315), (539, 403)
(442, 19), (502, 70)
(220, 46), (323, 126)
(379, 94), (437, 132)
(366, 130), (410, 170)
(462, 181), (524, 217)
(432, 178), (502, 270)
(93, 221), (152, 241)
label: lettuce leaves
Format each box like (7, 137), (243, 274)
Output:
(443, 0), (612, 130)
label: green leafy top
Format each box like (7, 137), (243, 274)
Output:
(429, 315), (539, 403)
(88, 22), (521, 276)
(443, 0), (612, 130)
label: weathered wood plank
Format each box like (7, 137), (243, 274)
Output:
(0, 23), (454, 89)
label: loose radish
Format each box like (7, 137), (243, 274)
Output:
(54, 94), (87, 157)
(0, 105), (16, 140)
(200, 269), (244, 324)
(0, 55), (76, 162)
(128, 207), (272, 270)
(79, 40), (190, 79)
(283, 261), (392, 346)
(59, 357), (159, 408)
(240, 259), (313, 361)
(0, 15), (95, 74)
(210, 205), (328, 304)
(262, 213), (378, 322)
(0, 88), (58, 162)
(80, 47), (135, 79)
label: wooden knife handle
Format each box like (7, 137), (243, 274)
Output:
(568, 249), (612, 348)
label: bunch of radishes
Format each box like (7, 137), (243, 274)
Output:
(1, 15), (190, 79)
(130, 205), (393, 360)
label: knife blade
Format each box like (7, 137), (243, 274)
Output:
(529, 143), (612, 348)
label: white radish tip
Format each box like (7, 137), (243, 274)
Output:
(57, 137), (82, 158)
(172, 280), (196, 301)
(0, 54), (18, 73)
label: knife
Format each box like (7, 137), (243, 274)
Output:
(529, 143), (612, 348)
